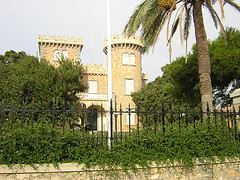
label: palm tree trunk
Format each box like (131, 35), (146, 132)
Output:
(193, 0), (213, 112)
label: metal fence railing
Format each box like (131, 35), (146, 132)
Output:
(0, 99), (240, 147)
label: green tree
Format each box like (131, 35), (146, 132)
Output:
(124, 0), (240, 111)
(162, 49), (200, 106)
(134, 27), (240, 110)
(210, 27), (240, 90)
(0, 50), (87, 108)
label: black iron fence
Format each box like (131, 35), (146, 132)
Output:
(0, 99), (240, 147)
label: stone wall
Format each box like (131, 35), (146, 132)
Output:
(1, 160), (240, 180)
(230, 88), (240, 110)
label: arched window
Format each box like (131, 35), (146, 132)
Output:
(122, 52), (129, 64)
(62, 50), (68, 59)
(129, 53), (135, 65)
(53, 49), (60, 61)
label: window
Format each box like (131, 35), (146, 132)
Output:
(122, 52), (129, 64)
(88, 80), (98, 94)
(53, 49), (60, 61)
(125, 108), (136, 125)
(62, 50), (68, 59)
(122, 52), (135, 65)
(129, 53), (135, 65)
(125, 79), (134, 95)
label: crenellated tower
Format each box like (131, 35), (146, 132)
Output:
(38, 35), (83, 64)
(103, 35), (144, 129)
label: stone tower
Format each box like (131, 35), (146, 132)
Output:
(38, 35), (83, 63)
(103, 35), (144, 129)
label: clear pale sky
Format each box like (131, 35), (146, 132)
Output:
(0, 0), (240, 81)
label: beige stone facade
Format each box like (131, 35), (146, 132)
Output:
(38, 34), (147, 131)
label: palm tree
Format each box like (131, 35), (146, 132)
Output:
(124, 0), (240, 112)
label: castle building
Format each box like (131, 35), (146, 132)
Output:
(38, 34), (148, 131)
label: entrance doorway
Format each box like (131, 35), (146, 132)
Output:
(86, 106), (98, 131)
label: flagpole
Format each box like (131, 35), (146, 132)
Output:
(107, 0), (112, 147)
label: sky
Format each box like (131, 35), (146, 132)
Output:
(0, 0), (240, 82)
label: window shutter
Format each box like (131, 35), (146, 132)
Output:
(129, 53), (135, 65)
(88, 80), (98, 93)
(123, 53), (129, 64)
(62, 50), (68, 59)
(53, 49), (60, 61)
(125, 79), (134, 95)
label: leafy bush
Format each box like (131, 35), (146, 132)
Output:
(0, 117), (240, 169)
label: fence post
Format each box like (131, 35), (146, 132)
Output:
(62, 101), (66, 134)
(110, 99), (113, 147)
(11, 101), (14, 130)
(83, 103), (87, 132)
(72, 102), (76, 132)
(21, 101), (25, 128)
(178, 106), (181, 132)
(185, 105), (188, 128)
(101, 103), (104, 147)
(200, 105), (203, 124)
(114, 100), (118, 144)
(41, 101), (45, 135)
(31, 100), (34, 128)
(213, 108), (217, 127)
(227, 106), (230, 132)
(0, 101), (3, 136)
(137, 105), (140, 135)
(233, 107), (237, 140)
(51, 98), (55, 137)
(128, 104), (131, 134)
(193, 105), (196, 130)
(154, 107), (157, 134)
(120, 104), (123, 143)
(145, 104), (148, 129)
(161, 101), (165, 134)
(170, 104), (173, 125)
(207, 103), (210, 130)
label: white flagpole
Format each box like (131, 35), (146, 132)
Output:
(107, 0), (112, 147)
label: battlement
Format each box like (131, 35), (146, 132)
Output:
(83, 64), (107, 75)
(103, 34), (144, 47)
(103, 34), (144, 54)
(38, 34), (83, 45)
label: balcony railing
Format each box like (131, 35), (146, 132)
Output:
(83, 93), (107, 100)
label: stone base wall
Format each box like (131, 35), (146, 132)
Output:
(1, 160), (240, 180)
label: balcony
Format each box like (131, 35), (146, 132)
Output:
(82, 93), (107, 100)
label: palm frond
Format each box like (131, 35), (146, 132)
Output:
(183, 3), (192, 64)
(150, 12), (169, 53)
(204, 2), (218, 28)
(224, 0), (240, 12)
(142, 0), (161, 35)
(167, 17), (179, 45)
(123, 0), (150, 36)
(209, 7), (227, 45)
(166, 17), (179, 61)
(142, 11), (169, 52)
(217, 0), (225, 19)
(179, 6), (185, 46)
(183, 4), (192, 41)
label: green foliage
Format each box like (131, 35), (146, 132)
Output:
(0, 50), (87, 108)
(162, 49), (200, 105)
(210, 27), (240, 89)
(0, 117), (239, 170)
(132, 27), (240, 111)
